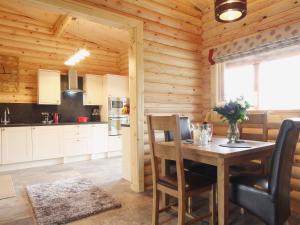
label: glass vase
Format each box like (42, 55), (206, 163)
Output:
(227, 122), (240, 143)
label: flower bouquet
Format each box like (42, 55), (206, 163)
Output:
(213, 97), (250, 143)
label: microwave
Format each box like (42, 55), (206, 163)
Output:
(108, 97), (129, 117)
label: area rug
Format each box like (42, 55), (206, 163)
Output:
(0, 175), (16, 200)
(26, 177), (121, 225)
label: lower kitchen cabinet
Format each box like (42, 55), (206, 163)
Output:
(32, 126), (62, 160)
(1, 127), (32, 164)
(0, 123), (110, 168)
(108, 135), (122, 157)
(90, 124), (108, 154)
(62, 125), (90, 156)
(63, 138), (89, 156)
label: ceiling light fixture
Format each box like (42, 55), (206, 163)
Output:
(64, 49), (90, 66)
(215, 0), (247, 23)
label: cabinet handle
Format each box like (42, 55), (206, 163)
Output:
(1, 128), (5, 131)
(32, 127), (35, 130)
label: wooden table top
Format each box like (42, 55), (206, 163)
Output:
(158, 137), (275, 159)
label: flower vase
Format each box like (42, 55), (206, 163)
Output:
(227, 122), (240, 143)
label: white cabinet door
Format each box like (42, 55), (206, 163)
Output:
(121, 127), (131, 181)
(38, 69), (61, 105)
(104, 74), (129, 97)
(83, 75), (102, 105)
(1, 127), (32, 164)
(63, 138), (89, 156)
(90, 124), (108, 154)
(62, 125), (89, 156)
(108, 135), (122, 152)
(32, 126), (62, 160)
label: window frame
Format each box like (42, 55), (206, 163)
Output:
(216, 49), (300, 111)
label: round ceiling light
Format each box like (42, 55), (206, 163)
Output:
(215, 0), (247, 23)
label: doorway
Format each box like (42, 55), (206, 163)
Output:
(25, 0), (145, 192)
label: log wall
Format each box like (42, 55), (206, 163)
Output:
(76, 0), (203, 188)
(201, 0), (300, 213)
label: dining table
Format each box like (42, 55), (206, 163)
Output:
(158, 137), (275, 225)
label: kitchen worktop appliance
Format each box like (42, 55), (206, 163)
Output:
(108, 97), (129, 135)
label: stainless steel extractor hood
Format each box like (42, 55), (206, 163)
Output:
(64, 68), (82, 94)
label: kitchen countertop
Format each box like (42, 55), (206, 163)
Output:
(0, 121), (108, 127)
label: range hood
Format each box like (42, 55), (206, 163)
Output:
(64, 68), (83, 94)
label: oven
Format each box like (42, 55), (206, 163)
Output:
(108, 97), (129, 117)
(108, 116), (129, 136)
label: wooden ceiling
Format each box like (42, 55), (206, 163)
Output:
(186, 0), (212, 13)
(0, 0), (130, 53)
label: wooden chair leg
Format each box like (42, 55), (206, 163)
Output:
(152, 189), (160, 225)
(178, 197), (186, 225)
(209, 184), (217, 225)
(240, 208), (245, 215)
(187, 197), (193, 214)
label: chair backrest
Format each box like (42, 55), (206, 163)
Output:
(147, 115), (186, 193)
(240, 112), (268, 141)
(209, 111), (228, 136)
(268, 118), (300, 223)
(164, 117), (192, 141)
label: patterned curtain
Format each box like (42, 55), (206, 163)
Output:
(209, 22), (300, 64)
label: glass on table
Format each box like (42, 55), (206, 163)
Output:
(200, 123), (213, 143)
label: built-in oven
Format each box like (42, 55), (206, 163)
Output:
(108, 116), (129, 136)
(108, 97), (129, 117)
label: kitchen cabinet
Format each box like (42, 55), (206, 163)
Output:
(32, 126), (62, 160)
(62, 125), (89, 156)
(90, 124), (108, 154)
(101, 74), (129, 98)
(121, 126), (131, 181)
(108, 135), (122, 157)
(38, 69), (61, 105)
(83, 74), (102, 105)
(1, 127), (32, 164)
(100, 74), (129, 121)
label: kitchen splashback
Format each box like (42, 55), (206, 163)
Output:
(0, 76), (100, 123)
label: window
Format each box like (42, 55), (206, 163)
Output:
(221, 51), (300, 110)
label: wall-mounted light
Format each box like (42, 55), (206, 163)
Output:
(215, 0), (247, 23)
(64, 49), (90, 66)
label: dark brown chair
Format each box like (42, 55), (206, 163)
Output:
(230, 118), (300, 225)
(147, 115), (216, 225)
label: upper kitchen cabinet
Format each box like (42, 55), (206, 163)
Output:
(83, 74), (102, 105)
(102, 74), (129, 98)
(38, 69), (61, 105)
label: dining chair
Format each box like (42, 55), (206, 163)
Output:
(230, 112), (269, 175)
(164, 117), (217, 178)
(230, 118), (300, 225)
(147, 115), (216, 225)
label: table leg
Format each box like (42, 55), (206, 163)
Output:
(261, 157), (270, 176)
(217, 158), (229, 225)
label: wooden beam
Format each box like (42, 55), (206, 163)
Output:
(185, 0), (211, 13)
(52, 15), (72, 37)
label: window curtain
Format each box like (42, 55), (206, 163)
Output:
(208, 21), (300, 64)
(210, 63), (224, 107)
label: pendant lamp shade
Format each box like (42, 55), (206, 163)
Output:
(215, 0), (247, 23)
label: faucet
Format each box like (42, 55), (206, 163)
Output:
(1, 107), (10, 125)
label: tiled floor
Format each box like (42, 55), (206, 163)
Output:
(0, 158), (299, 225)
